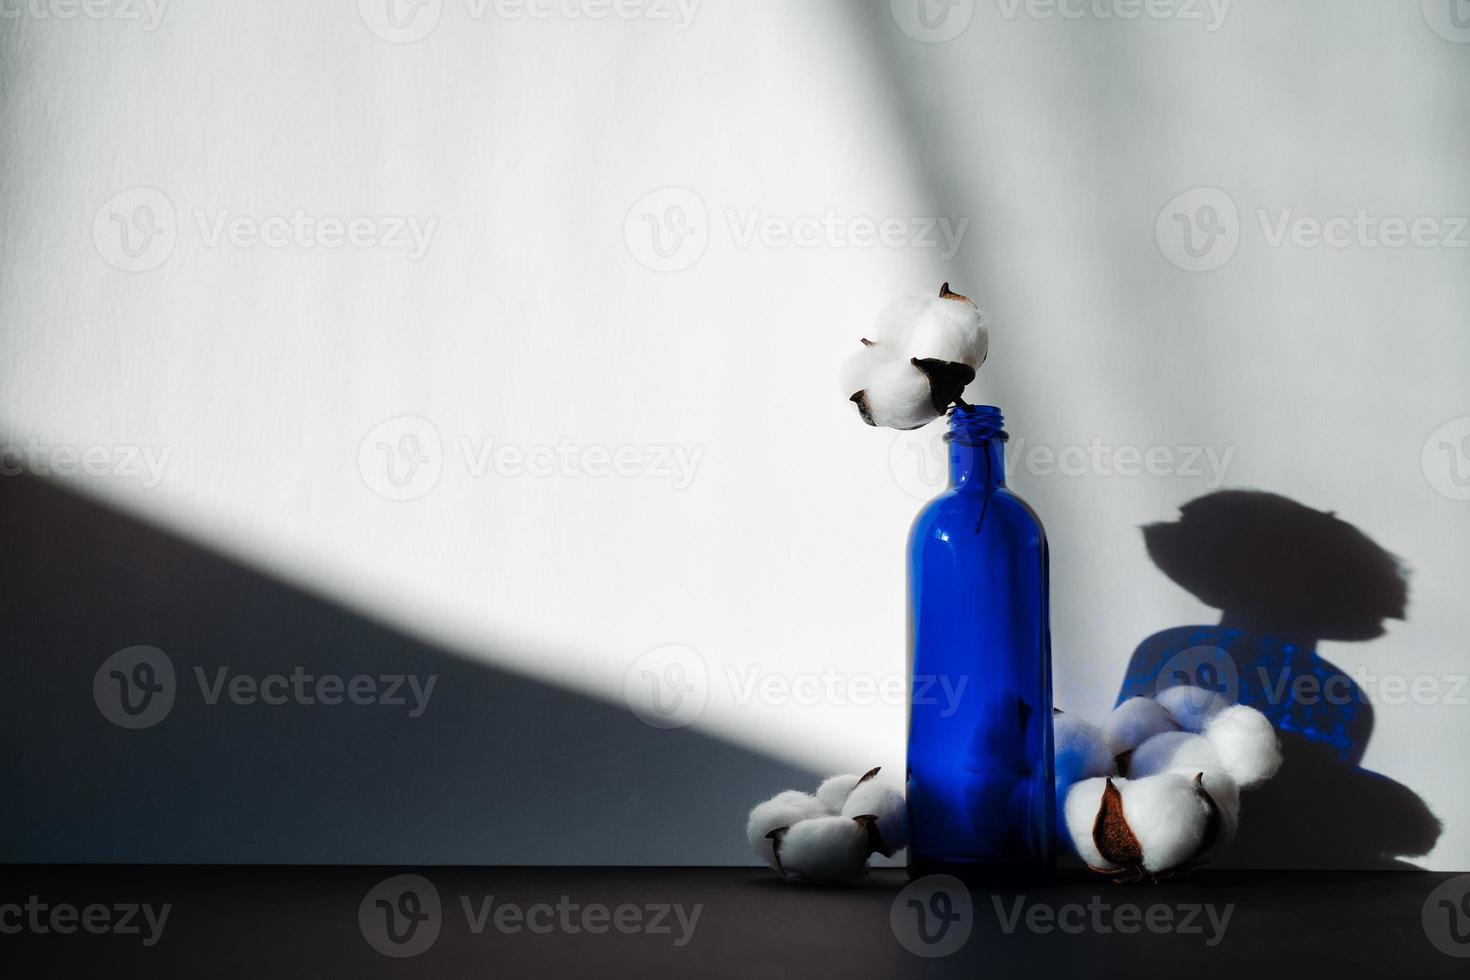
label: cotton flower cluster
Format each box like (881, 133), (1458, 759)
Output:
(841, 284), (990, 429)
(1054, 687), (1282, 882)
(746, 767), (908, 883)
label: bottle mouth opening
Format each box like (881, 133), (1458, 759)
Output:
(945, 404), (1007, 443)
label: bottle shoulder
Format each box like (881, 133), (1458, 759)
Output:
(909, 486), (1046, 542)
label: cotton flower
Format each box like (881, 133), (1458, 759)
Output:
(746, 790), (829, 870)
(1128, 730), (1241, 845)
(1119, 773), (1215, 874)
(1053, 712), (1116, 790)
(815, 773), (862, 813)
(1058, 694), (1284, 879)
(815, 765), (882, 814)
(1063, 776), (1119, 872)
(1128, 730), (1223, 780)
(1193, 770), (1241, 847)
(1203, 704), (1284, 790)
(768, 815), (875, 884)
(1100, 697), (1179, 759)
(839, 775), (909, 856)
(842, 283), (990, 429)
(1154, 684), (1231, 732)
(1062, 773), (1213, 880)
(747, 768), (907, 883)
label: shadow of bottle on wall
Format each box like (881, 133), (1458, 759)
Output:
(1116, 489), (1441, 869)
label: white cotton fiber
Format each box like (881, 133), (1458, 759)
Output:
(1118, 773), (1213, 873)
(868, 293), (931, 348)
(1063, 773), (1216, 875)
(815, 773), (862, 814)
(907, 291), (989, 368)
(1101, 697), (1178, 758)
(1053, 713), (1116, 791)
(1127, 731), (1223, 780)
(1061, 777), (1119, 871)
(840, 780), (909, 856)
(1155, 685), (1231, 732)
(1203, 705), (1283, 790)
(1128, 731), (1241, 846)
(774, 815), (872, 884)
(844, 354), (941, 430)
(746, 790), (829, 870)
(841, 285), (991, 430)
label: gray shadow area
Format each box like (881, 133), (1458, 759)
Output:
(0, 473), (816, 864)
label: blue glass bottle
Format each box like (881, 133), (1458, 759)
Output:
(906, 405), (1054, 881)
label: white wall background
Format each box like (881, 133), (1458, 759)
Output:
(1, 0), (1467, 868)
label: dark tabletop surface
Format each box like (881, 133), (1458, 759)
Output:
(1, 865), (1467, 978)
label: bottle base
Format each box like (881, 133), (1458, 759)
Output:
(907, 857), (1055, 887)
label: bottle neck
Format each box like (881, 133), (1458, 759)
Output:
(947, 405), (1007, 490)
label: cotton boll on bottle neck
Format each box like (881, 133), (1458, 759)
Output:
(945, 405), (1007, 491)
